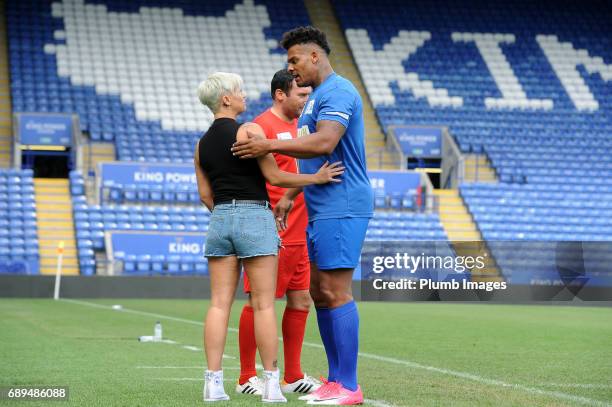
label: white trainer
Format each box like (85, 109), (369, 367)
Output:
(203, 370), (230, 402)
(262, 369), (287, 403)
(235, 376), (263, 396)
(281, 374), (322, 394)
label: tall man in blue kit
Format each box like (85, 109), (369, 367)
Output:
(231, 26), (373, 405)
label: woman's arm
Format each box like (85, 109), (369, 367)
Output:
(237, 123), (344, 188)
(194, 141), (214, 211)
(257, 154), (343, 188)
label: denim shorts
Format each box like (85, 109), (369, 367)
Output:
(205, 202), (281, 259)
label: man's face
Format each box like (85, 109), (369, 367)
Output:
(281, 80), (312, 119)
(286, 44), (317, 87)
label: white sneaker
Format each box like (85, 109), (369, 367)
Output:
(281, 374), (322, 394)
(261, 369), (287, 403)
(203, 370), (230, 402)
(235, 376), (263, 395)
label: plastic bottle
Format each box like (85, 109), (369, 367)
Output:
(154, 321), (162, 341)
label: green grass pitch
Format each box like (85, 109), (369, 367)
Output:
(1, 299), (611, 406)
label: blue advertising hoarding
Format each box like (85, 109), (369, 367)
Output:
(367, 170), (421, 194)
(19, 113), (73, 146)
(109, 231), (205, 258)
(100, 162), (196, 187)
(393, 126), (442, 157)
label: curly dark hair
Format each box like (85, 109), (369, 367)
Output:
(280, 26), (331, 55)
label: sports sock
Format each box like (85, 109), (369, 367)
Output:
(238, 305), (257, 385)
(282, 307), (309, 383)
(329, 301), (359, 391)
(315, 306), (339, 382)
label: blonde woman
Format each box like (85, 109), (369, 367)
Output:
(194, 72), (343, 402)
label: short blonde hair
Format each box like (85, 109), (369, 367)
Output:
(197, 72), (244, 114)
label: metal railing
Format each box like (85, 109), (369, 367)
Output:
(366, 139), (405, 170)
(440, 127), (464, 188)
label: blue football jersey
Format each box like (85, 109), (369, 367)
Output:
(297, 73), (374, 221)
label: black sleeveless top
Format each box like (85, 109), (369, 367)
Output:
(198, 118), (269, 205)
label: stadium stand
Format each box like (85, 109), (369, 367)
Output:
(461, 183), (612, 241)
(73, 204), (212, 275)
(0, 169), (39, 274)
(2, 0), (450, 276)
(366, 212), (446, 241)
(15, 0), (608, 279)
(333, 0), (612, 241)
(100, 179), (200, 205)
(0, 15), (11, 169)
(6, 0), (311, 163)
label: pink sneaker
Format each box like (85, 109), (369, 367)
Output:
(306, 383), (363, 405)
(298, 377), (331, 401)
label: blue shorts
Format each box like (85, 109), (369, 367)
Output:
(306, 217), (370, 270)
(205, 203), (280, 259)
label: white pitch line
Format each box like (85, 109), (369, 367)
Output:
(364, 398), (396, 407)
(152, 378), (234, 382)
(355, 352), (610, 407)
(137, 366), (205, 369)
(62, 299), (610, 407)
(62, 299), (237, 332)
(182, 345), (200, 351)
(137, 366), (242, 370)
(542, 383), (612, 389)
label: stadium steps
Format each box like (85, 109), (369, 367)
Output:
(0, 6), (12, 168)
(434, 189), (502, 282)
(434, 189), (481, 240)
(82, 142), (115, 202)
(303, 0), (399, 170)
(95, 251), (107, 275)
(464, 154), (498, 183)
(34, 179), (79, 275)
(82, 142), (115, 175)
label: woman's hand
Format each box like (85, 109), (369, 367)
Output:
(315, 161), (345, 184)
(273, 196), (294, 231)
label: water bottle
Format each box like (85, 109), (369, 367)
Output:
(154, 321), (162, 341)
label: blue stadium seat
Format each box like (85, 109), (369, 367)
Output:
(137, 255), (151, 273)
(123, 254), (137, 273)
(166, 255), (181, 274)
(151, 255), (165, 273)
